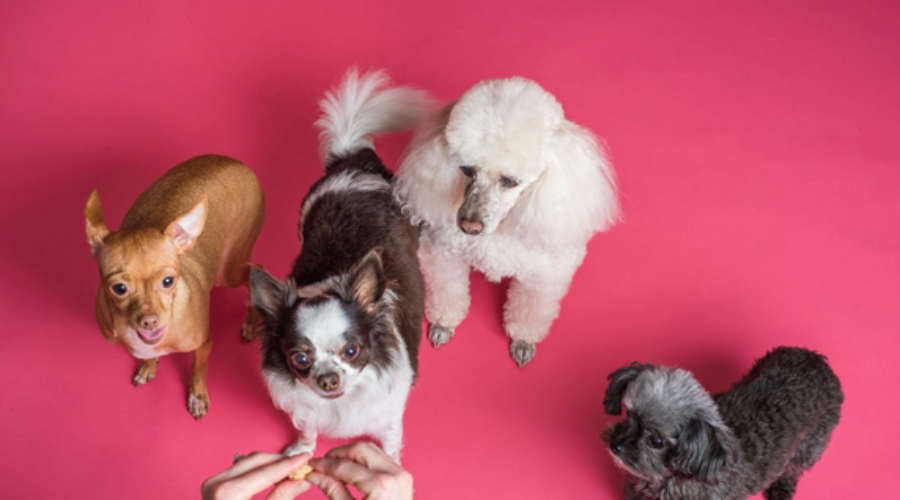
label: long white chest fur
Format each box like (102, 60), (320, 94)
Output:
(425, 224), (586, 282)
(264, 352), (414, 443)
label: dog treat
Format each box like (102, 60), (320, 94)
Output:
(288, 465), (314, 481)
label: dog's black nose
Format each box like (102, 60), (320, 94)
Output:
(458, 218), (483, 235)
(610, 442), (624, 455)
(317, 373), (340, 392)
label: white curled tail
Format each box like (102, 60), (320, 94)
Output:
(316, 69), (431, 165)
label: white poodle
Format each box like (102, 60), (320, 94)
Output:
(394, 77), (620, 368)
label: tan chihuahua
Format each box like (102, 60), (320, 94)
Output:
(84, 154), (265, 419)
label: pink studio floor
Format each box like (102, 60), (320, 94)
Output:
(2, 1), (898, 498)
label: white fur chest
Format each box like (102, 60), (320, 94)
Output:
(264, 356), (414, 440)
(425, 224), (586, 281)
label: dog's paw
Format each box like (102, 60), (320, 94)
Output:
(188, 391), (210, 420)
(284, 441), (315, 457)
(764, 476), (798, 500)
(132, 359), (158, 386)
(428, 323), (455, 348)
(510, 340), (536, 368)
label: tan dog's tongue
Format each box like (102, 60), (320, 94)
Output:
(138, 328), (164, 342)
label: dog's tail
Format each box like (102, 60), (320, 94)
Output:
(316, 68), (431, 168)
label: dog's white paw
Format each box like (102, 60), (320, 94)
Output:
(188, 392), (209, 420)
(510, 340), (536, 368)
(428, 323), (455, 348)
(284, 441), (315, 457)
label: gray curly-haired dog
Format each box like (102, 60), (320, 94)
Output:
(602, 347), (843, 500)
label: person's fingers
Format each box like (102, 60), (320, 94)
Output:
(224, 452), (287, 478)
(202, 454), (282, 499)
(308, 457), (383, 493)
(220, 454), (311, 499)
(265, 479), (312, 500)
(322, 442), (401, 474)
(305, 472), (355, 500)
(201, 476), (222, 500)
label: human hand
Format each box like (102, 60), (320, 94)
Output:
(307, 442), (413, 500)
(202, 452), (312, 500)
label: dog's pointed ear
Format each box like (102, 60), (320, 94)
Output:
(603, 363), (650, 415)
(347, 248), (386, 314)
(250, 267), (297, 332)
(671, 417), (740, 484)
(85, 190), (110, 257)
(165, 196), (208, 254)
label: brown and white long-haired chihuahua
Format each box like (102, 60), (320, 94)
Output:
(250, 69), (428, 461)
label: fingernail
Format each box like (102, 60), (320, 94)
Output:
(306, 475), (320, 487)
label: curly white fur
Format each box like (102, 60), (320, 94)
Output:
(394, 77), (620, 367)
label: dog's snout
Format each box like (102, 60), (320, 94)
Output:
(138, 314), (159, 330)
(317, 373), (340, 392)
(458, 218), (484, 235)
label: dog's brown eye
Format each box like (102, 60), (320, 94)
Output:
(460, 166), (475, 177)
(648, 435), (665, 449)
(343, 344), (360, 360)
(111, 284), (128, 296)
(500, 176), (520, 188)
(162, 276), (175, 288)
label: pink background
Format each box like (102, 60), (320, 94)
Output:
(1, 0), (898, 498)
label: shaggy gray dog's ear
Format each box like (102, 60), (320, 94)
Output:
(671, 417), (740, 484)
(603, 363), (651, 415)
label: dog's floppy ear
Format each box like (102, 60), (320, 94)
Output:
(346, 248), (386, 314)
(603, 363), (650, 415)
(505, 123), (621, 245)
(165, 195), (208, 254)
(670, 417), (740, 484)
(85, 190), (110, 257)
(395, 102), (462, 226)
(250, 267), (297, 332)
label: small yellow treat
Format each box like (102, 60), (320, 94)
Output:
(288, 465), (314, 481)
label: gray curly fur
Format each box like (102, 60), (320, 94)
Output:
(602, 347), (843, 500)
